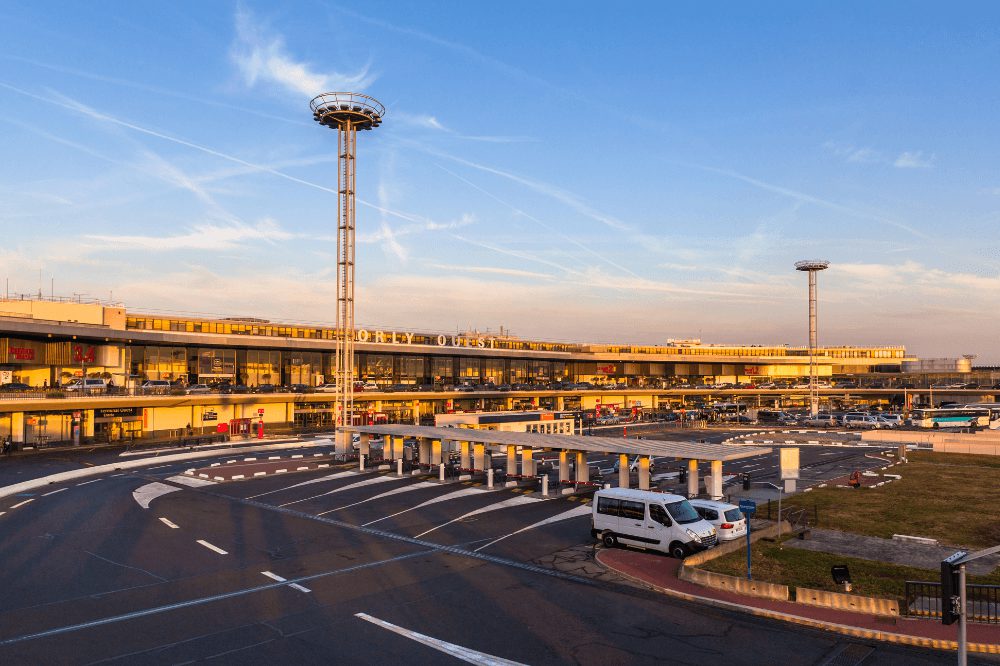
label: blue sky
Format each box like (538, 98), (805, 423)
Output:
(1, 2), (999, 360)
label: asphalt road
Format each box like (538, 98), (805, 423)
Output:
(0, 443), (972, 665)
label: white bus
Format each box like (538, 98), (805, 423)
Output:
(909, 405), (1000, 429)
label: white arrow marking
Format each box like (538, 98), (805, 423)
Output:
(317, 481), (439, 516)
(364, 486), (496, 528)
(132, 482), (181, 509)
(355, 613), (526, 665)
(413, 495), (540, 538)
(246, 471), (357, 499)
(279, 475), (405, 507)
(474, 504), (592, 552)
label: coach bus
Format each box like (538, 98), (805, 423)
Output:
(909, 406), (1000, 429)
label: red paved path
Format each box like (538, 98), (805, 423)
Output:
(599, 548), (999, 653)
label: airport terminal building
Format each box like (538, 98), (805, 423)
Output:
(0, 296), (913, 445)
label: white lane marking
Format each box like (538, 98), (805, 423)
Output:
(147, 465), (171, 470)
(317, 481), (438, 516)
(254, 472), (267, 477)
(261, 571), (312, 593)
(0, 511), (5, 517)
(132, 482), (181, 509)
(474, 504), (592, 552)
(159, 517), (180, 529)
(279, 475), (405, 508)
(76, 478), (102, 486)
(365, 486), (496, 528)
(196, 540), (228, 555)
(355, 613), (526, 665)
(10, 499), (35, 509)
(42, 488), (67, 497)
(412, 495), (540, 537)
(167, 474), (216, 487)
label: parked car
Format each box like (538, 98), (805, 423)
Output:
(876, 414), (904, 428)
(185, 384), (211, 394)
(64, 378), (109, 393)
(843, 413), (881, 429)
(801, 413), (837, 427)
(0, 382), (33, 392)
(688, 499), (748, 542)
(254, 383), (277, 393)
(139, 379), (171, 394)
(287, 384), (312, 393)
(361, 381), (380, 391)
(454, 383), (475, 392)
(315, 383), (339, 393)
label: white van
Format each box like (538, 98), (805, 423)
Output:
(591, 488), (717, 559)
(689, 499), (747, 541)
(63, 378), (108, 393)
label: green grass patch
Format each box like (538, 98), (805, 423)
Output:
(700, 537), (1000, 602)
(777, 450), (1000, 549)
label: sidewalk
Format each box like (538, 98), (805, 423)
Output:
(597, 547), (1000, 654)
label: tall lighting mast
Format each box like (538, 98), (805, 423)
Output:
(310, 92), (384, 449)
(795, 260), (830, 418)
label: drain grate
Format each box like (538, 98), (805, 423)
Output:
(817, 642), (876, 666)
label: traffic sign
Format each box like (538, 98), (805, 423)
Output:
(257, 408), (265, 415)
(739, 498), (757, 516)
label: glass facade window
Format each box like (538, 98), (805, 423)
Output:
(459, 358), (480, 380)
(482, 359), (504, 384)
(397, 356), (425, 381)
(286, 351), (323, 385)
(363, 354), (394, 381)
(134, 346), (187, 381)
(196, 348), (237, 380)
(244, 350), (281, 386)
(431, 357), (453, 384)
(509, 360), (529, 382)
(530, 360), (550, 382)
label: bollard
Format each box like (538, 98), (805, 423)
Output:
(397, 458), (403, 477)
(487, 468), (494, 489)
(439, 463), (445, 482)
(360, 454), (366, 472)
(604, 483), (611, 489)
(542, 474), (549, 497)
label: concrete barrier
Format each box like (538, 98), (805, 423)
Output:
(795, 586), (899, 616)
(678, 564), (789, 601)
(861, 430), (1000, 456)
(683, 520), (791, 566)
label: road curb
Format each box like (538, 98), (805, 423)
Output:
(594, 551), (999, 654)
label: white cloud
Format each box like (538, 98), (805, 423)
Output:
(429, 264), (555, 280)
(231, 8), (375, 97)
(86, 219), (295, 251)
(824, 142), (883, 164)
(893, 151), (935, 169)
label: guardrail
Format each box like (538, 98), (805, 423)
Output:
(904, 580), (1000, 623)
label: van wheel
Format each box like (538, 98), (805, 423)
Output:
(601, 532), (618, 548)
(669, 542), (687, 559)
(932, 422), (940, 429)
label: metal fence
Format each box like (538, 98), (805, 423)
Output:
(904, 580), (1000, 623)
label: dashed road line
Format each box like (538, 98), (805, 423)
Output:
(196, 539), (228, 555)
(261, 571), (311, 593)
(76, 479), (102, 486)
(42, 488), (67, 497)
(159, 517), (180, 529)
(10, 499), (35, 509)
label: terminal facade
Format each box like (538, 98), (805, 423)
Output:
(0, 295), (940, 446)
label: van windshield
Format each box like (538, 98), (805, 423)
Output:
(664, 500), (701, 524)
